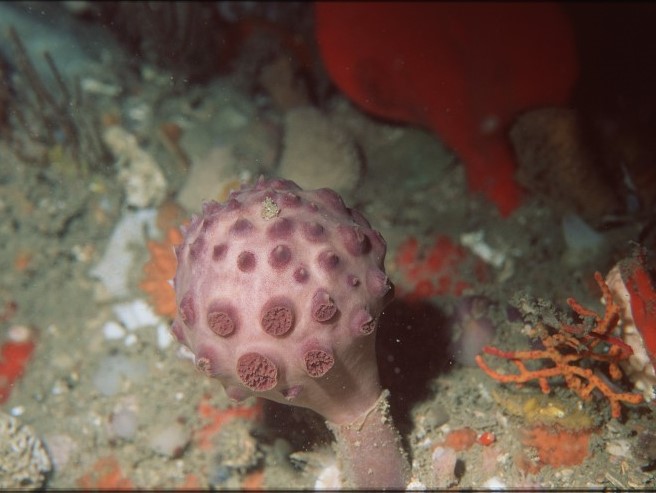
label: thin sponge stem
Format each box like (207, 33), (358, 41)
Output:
(326, 389), (410, 489)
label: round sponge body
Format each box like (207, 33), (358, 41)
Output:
(171, 177), (393, 424)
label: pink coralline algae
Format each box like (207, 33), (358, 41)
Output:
(171, 177), (409, 489)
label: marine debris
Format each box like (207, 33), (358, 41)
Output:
(476, 271), (644, 419)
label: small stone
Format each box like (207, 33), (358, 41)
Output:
(315, 463), (342, 490)
(278, 106), (362, 196)
(156, 322), (173, 349)
(148, 422), (190, 458)
(10, 406), (25, 417)
(109, 408), (139, 441)
(92, 354), (148, 396)
(103, 321), (126, 340)
(112, 299), (161, 331)
(124, 334), (138, 347)
(481, 476), (507, 490)
(7, 325), (34, 343)
(43, 433), (77, 472)
(606, 439), (632, 459)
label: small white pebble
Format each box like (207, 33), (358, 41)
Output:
(606, 439), (632, 459)
(113, 299), (160, 331)
(10, 405), (25, 416)
(406, 478), (427, 490)
(148, 422), (190, 458)
(127, 103), (151, 123)
(109, 408), (139, 441)
(8, 325), (33, 343)
(175, 392), (185, 401)
(315, 463), (341, 490)
(481, 476), (507, 489)
(460, 230), (506, 268)
(102, 321), (126, 340)
(477, 382), (492, 402)
(80, 77), (121, 97)
(156, 322), (173, 349)
(92, 355), (148, 396)
(124, 334), (138, 347)
(419, 437), (432, 449)
(51, 381), (67, 395)
(43, 434), (77, 471)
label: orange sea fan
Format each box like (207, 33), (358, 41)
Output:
(139, 226), (183, 319)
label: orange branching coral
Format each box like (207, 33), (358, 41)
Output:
(139, 227), (182, 319)
(476, 272), (644, 419)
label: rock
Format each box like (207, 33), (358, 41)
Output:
(112, 299), (161, 331)
(108, 408), (138, 441)
(42, 433), (77, 472)
(511, 107), (620, 223)
(278, 106), (363, 197)
(258, 54), (310, 111)
(91, 354), (148, 396)
(148, 422), (190, 458)
(176, 145), (241, 213)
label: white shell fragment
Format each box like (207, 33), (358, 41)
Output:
(102, 320), (126, 340)
(112, 299), (161, 331)
(89, 208), (158, 299)
(460, 230), (506, 269)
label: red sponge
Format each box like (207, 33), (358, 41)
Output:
(315, 2), (578, 216)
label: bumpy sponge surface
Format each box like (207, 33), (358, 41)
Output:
(171, 178), (393, 421)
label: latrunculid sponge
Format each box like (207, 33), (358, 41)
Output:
(171, 177), (409, 488)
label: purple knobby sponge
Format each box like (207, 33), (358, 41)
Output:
(171, 177), (408, 488)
